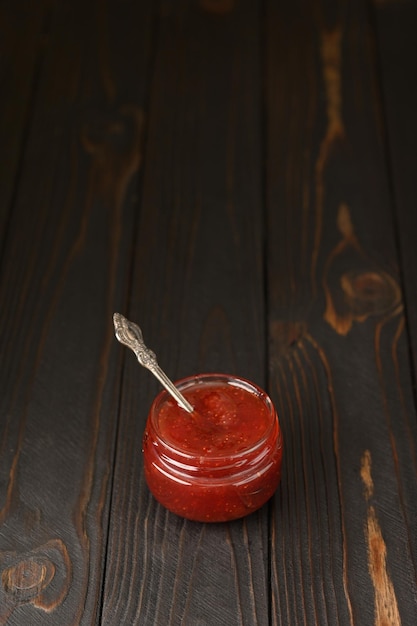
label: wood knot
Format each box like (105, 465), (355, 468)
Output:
(269, 321), (306, 357)
(2, 558), (55, 602)
(323, 205), (403, 334)
(340, 271), (401, 317)
(199, 0), (235, 14)
(80, 105), (144, 204)
(81, 105), (143, 159)
(325, 269), (402, 335)
(0, 538), (71, 615)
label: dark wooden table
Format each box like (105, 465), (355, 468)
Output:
(1, 0), (417, 624)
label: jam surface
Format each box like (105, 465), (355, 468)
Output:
(156, 382), (271, 455)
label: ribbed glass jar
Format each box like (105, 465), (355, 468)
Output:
(142, 373), (283, 522)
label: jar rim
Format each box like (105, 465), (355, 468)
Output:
(148, 373), (278, 463)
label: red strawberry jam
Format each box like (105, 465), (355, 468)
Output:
(143, 374), (283, 522)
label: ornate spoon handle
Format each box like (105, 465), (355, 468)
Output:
(113, 313), (194, 413)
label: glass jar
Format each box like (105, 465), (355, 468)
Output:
(142, 373), (283, 522)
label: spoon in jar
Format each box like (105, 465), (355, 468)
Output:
(113, 313), (194, 413)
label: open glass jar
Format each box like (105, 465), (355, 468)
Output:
(142, 373), (283, 522)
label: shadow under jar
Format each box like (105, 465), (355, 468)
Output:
(142, 373), (283, 522)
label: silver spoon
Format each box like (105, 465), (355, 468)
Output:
(113, 313), (194, 413)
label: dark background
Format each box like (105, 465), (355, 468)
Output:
(1, 0), (417, 624)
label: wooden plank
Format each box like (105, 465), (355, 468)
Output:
(101, 1), (268, 624)
(265, 0), (417, 624)
(373, 0), (417, 381)
(0, 0), (153, 623)
(0, 0), (48, 249)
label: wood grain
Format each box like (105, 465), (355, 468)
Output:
(265, 0), (417, 624)
(360, 450), (401, 625)
(0, 0), (49, 250)
(373, 0), (417, 385)
(0, 0), (152, 623)
(101, 1), (269, 624)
